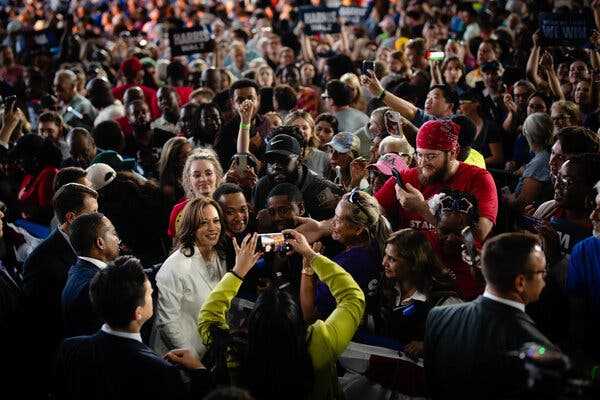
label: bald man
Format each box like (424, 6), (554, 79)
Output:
(54, 69), (97, 130)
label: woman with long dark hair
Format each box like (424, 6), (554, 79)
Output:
(152, 197), (227, 359)
(198, 230), (365, 400)
(376, 228), (458, 358)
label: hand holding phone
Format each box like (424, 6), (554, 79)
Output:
(391, 167), (405, 190)
(362, 60), (375, 75)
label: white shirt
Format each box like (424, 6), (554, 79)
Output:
(79, 256), (108, 270)
(101, 324), (142, 343)
(150, 247), (226, 358)
(483, 289), (525, 312)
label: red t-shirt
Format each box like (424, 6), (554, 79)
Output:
(18, 166), (58, 215)
(375, 162), (498, 231)
(426, 231), (484, 301)
(174, 86), (193, 106)
(112, 83), (160, 119)
(167, 198), (189, 238)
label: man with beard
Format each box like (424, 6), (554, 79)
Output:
(126, 99), (173, 178)
(567, 177), (600, 362)
(375, 120), (497, 241)
(151, 86), (180, 135)
(252, 134), (343, 221)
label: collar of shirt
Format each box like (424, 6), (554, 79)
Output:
(101, 324), (142, 343)
(483, 289), (525, 312)
(395, 287), (427, 307)
(79, 256), (108, 270)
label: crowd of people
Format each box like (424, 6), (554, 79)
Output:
(1, 0), (600, 399)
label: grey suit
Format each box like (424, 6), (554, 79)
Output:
(424, 296), (556, 399)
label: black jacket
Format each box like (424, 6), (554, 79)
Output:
(61, 258), (103, 338)
(22, 228), (77, 346)
(424, 296), (556, 400)
(54, 330), (209, 400)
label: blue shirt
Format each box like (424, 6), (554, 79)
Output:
(567, 236), (600, 310)
(316, 245), (379, 318)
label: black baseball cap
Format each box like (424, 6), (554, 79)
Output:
(265, 134), (301, 158)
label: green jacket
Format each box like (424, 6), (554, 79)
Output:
(197, 254), (365, 400)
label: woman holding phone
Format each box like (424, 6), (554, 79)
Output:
(198, 230), (365, 400)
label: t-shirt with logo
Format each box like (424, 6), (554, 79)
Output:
(375, 162), (498, 231)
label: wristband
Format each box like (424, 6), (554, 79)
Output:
(240, 122), (251, 130)
(378, 89), (386, 101)
(301, 266), (315, 276)
(230, 271), (244, 281)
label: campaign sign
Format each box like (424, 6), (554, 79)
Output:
(339, 6), (368, 24)
(539, 12), (593, 48)
(300, 7), (340, 35)
(169, 26), (215, 56)
(13, 29), (61, 55)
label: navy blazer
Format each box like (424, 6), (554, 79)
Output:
(54, 330), (208, 400)
(62, 258), (103, 338)
(424, 296), (556, 400)
(22, 229), (77, 341)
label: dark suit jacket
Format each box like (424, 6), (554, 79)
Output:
(424, 296), (556, 400)
(54, 330), (208, 400)
(22, 229), (77, 346)
(62, 258), (102, 338)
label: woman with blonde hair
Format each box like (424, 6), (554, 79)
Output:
(284, 110), (330, 177)
(167, 148), (223, 239)
(341, 72), (368, 113)
(152, 197), (227, 358)
(301, 189), (391, 322)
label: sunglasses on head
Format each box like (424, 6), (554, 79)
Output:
(439, 195), (473, 215)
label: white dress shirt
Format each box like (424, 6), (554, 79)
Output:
(483, 289), (525, 312)
(101, 324), (142, 343)
(79, 256), (108, 270)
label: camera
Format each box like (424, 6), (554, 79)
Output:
(257, 233), (291, 253)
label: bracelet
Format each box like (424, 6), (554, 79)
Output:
(301, 267), (315, 276)
(240, 122), (251, 130)
(378, 89), (386, 101)
(230, 270), (244, 281)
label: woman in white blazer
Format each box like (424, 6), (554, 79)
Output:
(151, 197), (227, 358)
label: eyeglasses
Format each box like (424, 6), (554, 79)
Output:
(439, 195), (474, 215)
(416, 151), (445, 162)
(556, 174), (581, 187)
(526, 269), (547, 279)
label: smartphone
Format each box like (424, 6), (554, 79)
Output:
(3, 95), (16, 110)
(257, 233), (291, 253)
(461, 226), (478, 268)
(391, 167), (405, 189)
(362, 60), (375, 75)
(428, 51), (445, 61)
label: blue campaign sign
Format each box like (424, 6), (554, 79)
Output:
(539, 12), (594, 48)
